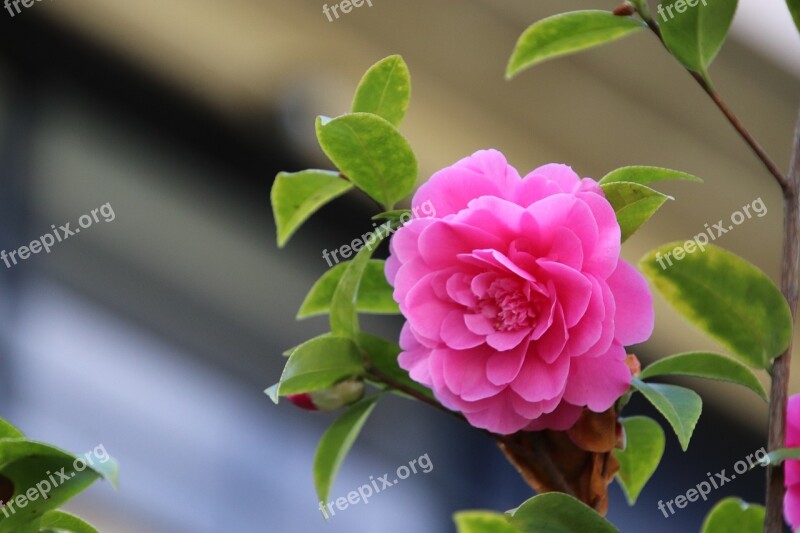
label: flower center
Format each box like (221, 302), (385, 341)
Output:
(478, 278), (540, 332)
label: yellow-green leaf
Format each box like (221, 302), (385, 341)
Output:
(640, 243), (792, 369)
(352, 55), (411, 127)
(271, 170), (352, 247)
(614, 416), (665, 504)
(316, 114), (417, 210)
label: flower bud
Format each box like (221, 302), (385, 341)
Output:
(286, 379), (365, 412)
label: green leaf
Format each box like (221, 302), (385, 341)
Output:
(614, 416), (665, 504)
(454, 511), (520, 533)
(599, 166), (703, 185)
(631, 378), (702, 451)
(0, 441), (115, 533)
(313, 396), (378, 505)
(271, 170), (353, 247)
(659, 0), (739, 77)
(701, 498), (764, 533)
(506, 11), (645, 78)
(758, 447), (800, 466)
(639, 352), (767, 401)
(352, 55), (411, 127)
(316, 114), (417, 209)
(329, 223), (392, 338)
(506, 493), (619, 533)
(298, 260), (398, 318)
(0, 420), (24, 440)
(266, 335), (364, 402)
(358, 332), (436, 401)
(788, 0), (800, 34)
(640, 243), (793, 369)
(38, 510), (99, 533)
(600, 182), (671, 241)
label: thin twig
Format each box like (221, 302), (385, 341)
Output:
(365, 364), (463, 421)
(640, 16), (790, 192)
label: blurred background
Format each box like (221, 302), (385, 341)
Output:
(0, 0), (798, 531)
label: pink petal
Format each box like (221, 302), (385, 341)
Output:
(537, 260), (592, 328)
(563, 342), (631, 411)
(440, 348), (502, 401)
(785, 484), (800, 531)
(486, 338), (530, 385)
(524, 402), (583, 431)
(389, 217), (433, 263)
(411, 149), (520, 218)
(398, 324), (433, 387)
(404, 273), (456, 339)
(471, 249), (535, 282)
(511, 393), (562, 419)
(564, 276), (605, 357)
(534, 304), (568, 364)
(487, 328), (531, 351)
(786, 394), (800, 447)
(582, 278), (617, 357)
(454, 196), (528, 241)
(545, 227), (584, 270)
(516, 164), (582, 206)
(392, 256), (432, 310)
(446, 273), (478, 307)
(461, 391), (531, 434)
(577, 192), (621, 278)
(418, 220), (505, 269)
(528, 195), (599, 266)
(385, 253), (401, 286)
(607, 259), (654, 346)
(511, 349), (570, 403)
(441, 310), (484, 349)
(464, 313), (496, 335)
(785, 395), (800, 486)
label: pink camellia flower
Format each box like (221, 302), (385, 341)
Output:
(385, 150), (654, 434)
(784, 394), (800, 530)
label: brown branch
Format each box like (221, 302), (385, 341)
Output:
(764, 109), (800, 533)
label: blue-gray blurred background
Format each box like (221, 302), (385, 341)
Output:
(0, 0), (798, 531)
